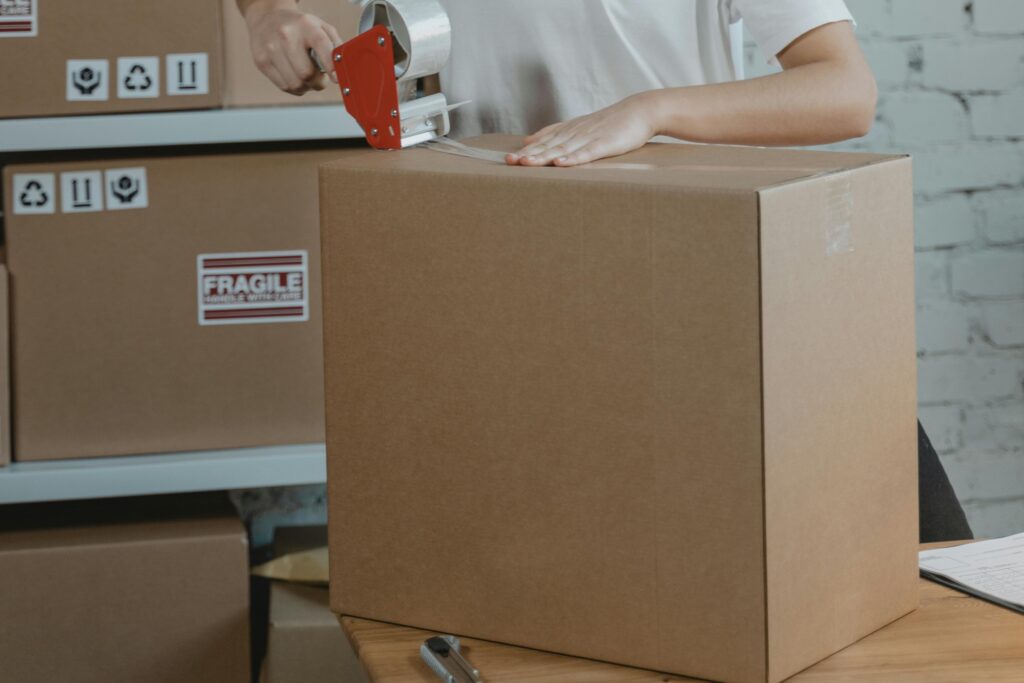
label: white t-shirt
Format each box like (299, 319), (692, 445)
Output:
(439, 0), (853, 138)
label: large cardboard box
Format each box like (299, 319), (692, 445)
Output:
(264, 583), (369, 683)
(320, 137), (920, 683)
(0, 494), (249, 683)
(222, 0), (363, 107)
(0, 0), (222, 119)
(3, 148), (346, 461)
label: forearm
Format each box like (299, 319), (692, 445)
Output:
(648, 60), (877, 147)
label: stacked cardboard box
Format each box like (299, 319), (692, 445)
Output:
(3, 148), (348, 461)
(320, 137), (920, 683)
(0, 0), (364, 119)
(0, 0), (223, 118)
(264, 583), (369, 683)
(0, 494), (250, 682)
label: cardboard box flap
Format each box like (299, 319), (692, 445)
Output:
(319, 134), (899, 193)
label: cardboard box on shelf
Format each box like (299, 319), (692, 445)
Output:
(265, 583), (369, 683)
(222, 0), (363, 108)
(0, 0), (223, 119)
(3, 147), (347, 461)
(320, 136), (919, 683)
(0, 494), (249, 683)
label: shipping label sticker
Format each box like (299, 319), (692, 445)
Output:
(60, 171), (104, 213)
(66, 59), (109, 101)
(104, 167), (148, 211)
(166, 53), (209, 95)
(0, 0), (37, 38)
(197, 251), (310, 326)
(117, 56), (160, 99)
(11, 172), (55, 215)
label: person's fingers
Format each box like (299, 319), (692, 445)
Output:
(517, 128), (588, 165)
(523, 123), (560, 145)
(320, 22), (343, 83)
(515, 128), (577, 163)
(255, 56), (290, 92)
(519, 133), (588, 166)
(310, 25), (338, 84)
(554, 139), (614, 167)
(509, 125), (563, 163)
(284, 42), (319, 91)
(272, 49), (307, 94)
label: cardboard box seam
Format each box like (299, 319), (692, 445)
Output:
(756, 154), (911, 194)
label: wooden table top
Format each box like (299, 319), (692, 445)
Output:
(341, 545), (1024, 682)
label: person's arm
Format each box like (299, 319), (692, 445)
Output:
(237, 0), (341, 95)
(508, 21), (877, 167)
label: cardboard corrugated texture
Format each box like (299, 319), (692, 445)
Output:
(222, 0), (363, 107)
(320, 136), (918, 683)
(0, 0), (222, 119)
(0, 494), (249, 683)
(3, 148), (347, 461)
(265, 583), (369, 683)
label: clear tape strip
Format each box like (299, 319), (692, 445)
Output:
(825, 171), (854, 256)
(422, 137), (508, 163)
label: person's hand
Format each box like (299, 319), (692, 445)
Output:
(506, 93), (660, 167)
(242, 0), (341, 95)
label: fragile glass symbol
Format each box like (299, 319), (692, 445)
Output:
(19, 181), (48, 208)
(72, 67), (101, 95)
(110, 176), (140, 203)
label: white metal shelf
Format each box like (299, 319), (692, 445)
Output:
(0, 106), (364, 153)
(0, 443), (327, 504)
(0, 108), (342, 504)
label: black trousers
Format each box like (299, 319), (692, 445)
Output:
(918, 420), (973, 543)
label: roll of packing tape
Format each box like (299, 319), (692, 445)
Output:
(359, 0), (452, 83)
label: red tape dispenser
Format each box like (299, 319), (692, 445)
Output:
(332, 0), (455, 150)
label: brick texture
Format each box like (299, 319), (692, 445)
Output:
(746, 0), (1024, 537)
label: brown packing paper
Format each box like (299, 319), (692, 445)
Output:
(320, 136), (919, 683)
(253, 546), (329, 585)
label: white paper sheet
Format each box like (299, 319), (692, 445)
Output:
(919, 532), (1024, 613)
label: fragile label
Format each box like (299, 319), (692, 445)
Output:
(197, 251), (309, 326)
(104, 167), (148, 210)
(0, 0), (37, 37)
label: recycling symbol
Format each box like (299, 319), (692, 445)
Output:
(110, 175), (140, 204)
(19, 180), (49, 208)
(123, 64), (153, 92)
(72, 67), (101, 95)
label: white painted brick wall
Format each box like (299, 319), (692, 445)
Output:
(742, 1), (1024, 536)
(839, 0), (1024, 537)
(974, 0), (1024, 35)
